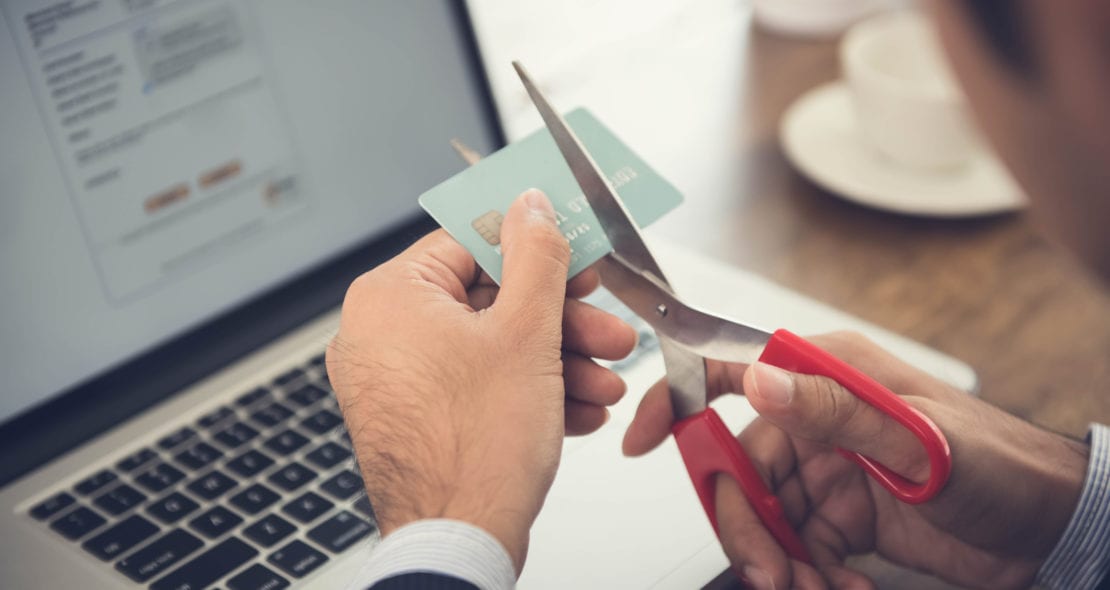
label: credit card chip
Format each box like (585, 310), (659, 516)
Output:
(471, 210), (504, 245)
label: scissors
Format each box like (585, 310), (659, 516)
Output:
(513, 62), (953, 565)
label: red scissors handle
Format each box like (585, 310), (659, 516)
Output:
(760, 329), (952, 504)
(674, 408), (813, 563)
(673, 329), (952, 566)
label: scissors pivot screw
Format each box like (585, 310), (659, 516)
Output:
(656, 304), (668, 317)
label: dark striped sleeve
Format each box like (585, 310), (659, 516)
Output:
(1037, 424), (1110, 589)
(370, 572), (480, 590)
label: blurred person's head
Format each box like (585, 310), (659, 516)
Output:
(930, 0), (1110, 281)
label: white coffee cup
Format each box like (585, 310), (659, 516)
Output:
(840, 11), (977, 170)
(754, 0), (887, 38)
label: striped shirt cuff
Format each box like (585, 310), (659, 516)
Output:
(348, 519), (516, 590)
(1036, 423), (1110, 590)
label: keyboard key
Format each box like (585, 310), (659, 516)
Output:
(263, 429), (309, 455)
(94, 483), (147, 515)
(189, 506), (243, 539)
(286, 384), (327, 407)
(243, 514), (295, 547)
(352, 495), (375, 520)
(74, 469), (118, 496)
(214, 422), (260, 449)
(228, 563), (289, 590)
(308, 510), (375, 553)
(226, 449), (274, 478)
(267, 462), (316, 491)
(301, 409), (343, 435)
(273, 368), (306, 388)
(116, 448), (158, 472)
(236, 387), (271, 408)
(186, 470), (238, 500)
(147, 492), (200, 524)
(320, 469), (363, 501)
(51, 506), (106, 540)
(319, 394), (340, 409)
(115, 529), (203, 582)
(250, 402), (294, 429)
(175, 442), (223, 471)
(150, 537), (258, 590)
(308, 352), (326, 368)
(305, 441), (350, 469)
(337, 431), (353, 448)
(136, 463), (186, 493)
(82, 514), (159, 561)
(282, 491), (333, 524)
(30, 491), (75, 520)
(229, 483), (280, 515)
(158, 427), (197, 450)
(268, 539), (328, 578)
(197, 406), (235, 429)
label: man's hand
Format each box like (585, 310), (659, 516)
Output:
(328, 189), (636, 572)
(623, 332), (1090, 590)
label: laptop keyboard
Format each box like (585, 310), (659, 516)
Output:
(26, 352), (377, 588)
(24, 290), (661, 588)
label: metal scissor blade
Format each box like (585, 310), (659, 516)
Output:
(597, 256), (774, 364)
(512, 61), (672, 288)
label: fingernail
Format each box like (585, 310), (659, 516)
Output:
(522, 188), (556, 221)
(751, 362), (794, 407)
(742, 565), (776, 590)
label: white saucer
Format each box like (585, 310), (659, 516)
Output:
(779, 82), (1026, 217)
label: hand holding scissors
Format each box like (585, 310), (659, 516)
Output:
(513, 62), (952, 568)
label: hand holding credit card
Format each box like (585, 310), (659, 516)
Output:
(419, 108), (683, 282)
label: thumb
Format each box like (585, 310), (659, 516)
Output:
(744, 361), (931, 483)
(494, 189), (571, 333)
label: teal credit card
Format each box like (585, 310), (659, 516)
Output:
(419, 108), (683, 283)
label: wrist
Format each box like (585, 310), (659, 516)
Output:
(440, 501), (529, 575)
(373, 476), (534, 574)
(1036, 424), (1110, 590)
(1014, 425), (1090, 563)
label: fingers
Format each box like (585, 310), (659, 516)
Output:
(562, 299), (638, 361)
(622, 360), (747, 457)
(621, 377), (673, 456)
(563, 354), (626, 406)
(801, 518), (876, 590)
(474, 265), (598, 299)
(565, 400), (610, 436)
(716, 475), (794, 588)
(563, 354), (624, 436)
(566, 267), (601, 299)
(744, 361), (931, 483)
(392, 229), (480, 303)
(821, 566), (875, 590)
(493, 189), (571, 335)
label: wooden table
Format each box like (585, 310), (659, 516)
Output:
(692, 24), (1110, 590)
(472, 2), (1110, 587)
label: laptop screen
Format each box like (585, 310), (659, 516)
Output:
(0, 1), (499, 424)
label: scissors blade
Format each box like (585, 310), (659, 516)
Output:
(512, 61), (672, 289)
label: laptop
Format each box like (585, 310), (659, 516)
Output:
(0, 1), (978, 588)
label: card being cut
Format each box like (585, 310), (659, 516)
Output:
(419, 108), (683, 283)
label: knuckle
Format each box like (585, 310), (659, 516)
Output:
(531, 224), (571, 263)
(343, 269), (382, 306)
(805, 374), (859, 436)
